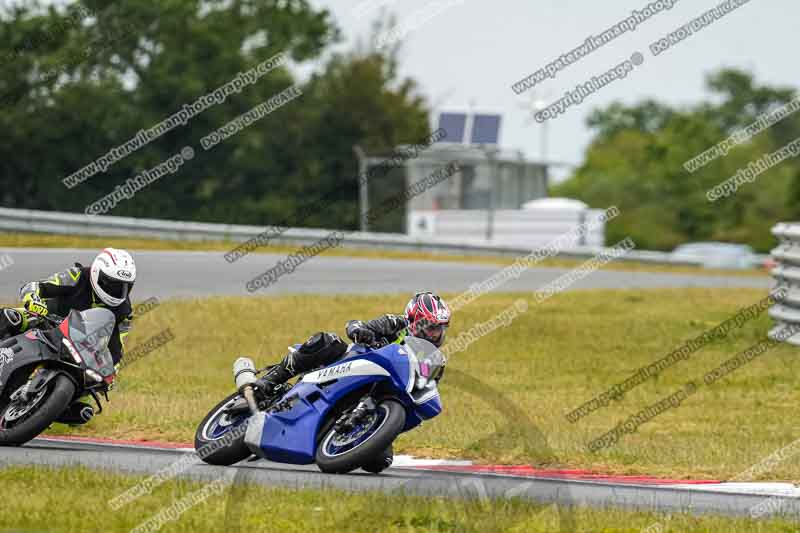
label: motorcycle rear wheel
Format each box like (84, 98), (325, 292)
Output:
(195, 393), (252, 466)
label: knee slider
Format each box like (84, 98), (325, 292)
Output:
(3, 309), (22, 327)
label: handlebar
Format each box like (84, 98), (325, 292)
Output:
(27, 311), (65, 328)
(359, 338), (389, 350)
(373, 338), (390, 348)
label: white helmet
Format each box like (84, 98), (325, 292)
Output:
(90, 248), (136, 307)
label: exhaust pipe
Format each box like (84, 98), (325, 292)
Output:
(233, 357), (257, 389)
(233, 357), (259, 414)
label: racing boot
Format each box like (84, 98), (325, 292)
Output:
(224, 357), (294, 415)
(252, 362), (293, 396)
(56, 401), (95, 426)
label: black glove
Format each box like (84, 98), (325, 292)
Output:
(350, 326), (376, 346)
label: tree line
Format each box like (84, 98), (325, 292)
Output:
(555, 69), (799, 252)
(0, 1), (428, 233)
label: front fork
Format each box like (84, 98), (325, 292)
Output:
(9, 364), (45, 403)
(334, 383), (380, 433)
(12, 365), (101, 413)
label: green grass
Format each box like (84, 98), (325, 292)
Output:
(1, 466), (797, 532)
(42, 288), (800, 482)
(0, 230), (769, 277)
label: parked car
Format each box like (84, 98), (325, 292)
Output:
(670, 242), (758, 270)
(761, 256), (778, 271)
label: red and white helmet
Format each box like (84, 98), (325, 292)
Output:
(90, 248), (136, 307)
(404, 291), (451, 347)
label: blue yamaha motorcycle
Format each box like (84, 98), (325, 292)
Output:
(194, 337), (445, 474)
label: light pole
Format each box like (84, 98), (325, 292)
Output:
(533, 99), (549, 163)
(353, 145), (369, 233)
(484, 146), (499, 241)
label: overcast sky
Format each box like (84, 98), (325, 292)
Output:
(309, 0), (799, 178)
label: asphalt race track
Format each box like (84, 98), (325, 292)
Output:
(2, 438), (798, 522)
(0, 248), (772, 300)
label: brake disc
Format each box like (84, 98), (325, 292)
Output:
(3, 388), (46, 422)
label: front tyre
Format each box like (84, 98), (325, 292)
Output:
(0, 374), (75, 446)
(316, 400), (405, 474)
(361, 444), (394, 474)
(194, 393), (252, 466)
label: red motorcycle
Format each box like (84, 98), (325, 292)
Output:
(0, 308), (116, 445)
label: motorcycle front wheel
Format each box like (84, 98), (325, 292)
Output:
(0, 374), (75, 446)
(315, 399), (405, 474)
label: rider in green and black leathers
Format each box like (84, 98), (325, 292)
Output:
(3, 267), (134, 364)
(0, 248), (137, 425)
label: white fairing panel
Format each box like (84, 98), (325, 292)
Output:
(301, 359), (390, 384)
(244, 413), (268, 458)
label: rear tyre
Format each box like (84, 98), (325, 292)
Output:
(194, 393), (252, 466)
(316, 400), (405, 474)
(0, 374), (75, 446)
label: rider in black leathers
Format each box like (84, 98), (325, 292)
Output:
(249, 292), (451, 471)
(251, 314), (410, 392)
(253, 293), (450, 392)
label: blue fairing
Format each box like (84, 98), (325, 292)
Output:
(415, 395), (443, 420)
(246, 342), (441, 464)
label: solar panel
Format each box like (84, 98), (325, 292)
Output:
(470, 114), (501, 145)
(437, 113), (467, 143)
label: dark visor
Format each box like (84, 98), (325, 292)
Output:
(421, 324), (447, 344)
(97, 271), (132, 300)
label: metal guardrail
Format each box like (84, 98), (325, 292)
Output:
(0, 206), (707, 266)
(769, 223), (800, 346)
